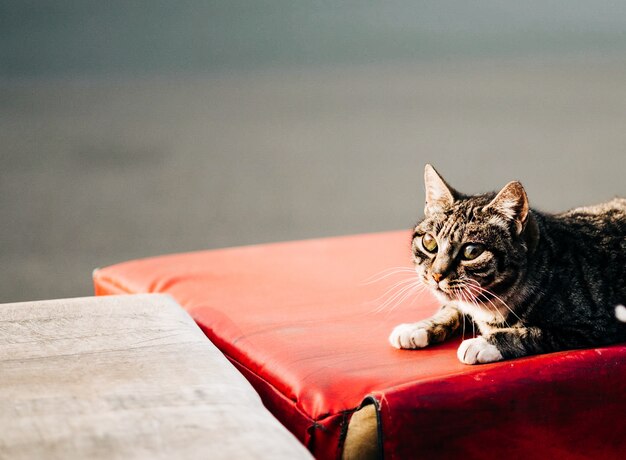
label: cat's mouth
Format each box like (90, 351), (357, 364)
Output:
(427, 282), (458, 299)
(421, 275), (483, 302)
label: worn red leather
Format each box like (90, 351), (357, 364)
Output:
(93, 231), (626, 459)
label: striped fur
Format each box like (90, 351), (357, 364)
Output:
(390, 165), (626, 364)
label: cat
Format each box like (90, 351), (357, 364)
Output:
(389, 164), (626, 365)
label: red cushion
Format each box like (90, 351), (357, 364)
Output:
(94, 231), (626, 459)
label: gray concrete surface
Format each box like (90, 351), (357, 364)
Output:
(2, 2), (626, 302)
(3, 56), (626, 303)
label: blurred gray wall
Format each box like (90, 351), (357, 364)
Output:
(2, 1), (626, 302)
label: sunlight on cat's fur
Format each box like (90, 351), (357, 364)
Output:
(616, 305), (626, 322)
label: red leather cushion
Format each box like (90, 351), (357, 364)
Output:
(94, 231), (626, 459)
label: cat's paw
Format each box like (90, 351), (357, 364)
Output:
(457, 336), (503, 365)
(389, 323), (429, 349)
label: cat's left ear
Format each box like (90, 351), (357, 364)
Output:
(424, 164), (457, 216)
(486, 181), (529, 234)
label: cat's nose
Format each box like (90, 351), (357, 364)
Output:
(432, 273), (442, 283)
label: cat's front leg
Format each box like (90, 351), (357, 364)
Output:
(457, 326), (544, 364)
(389, 304), (462, 349)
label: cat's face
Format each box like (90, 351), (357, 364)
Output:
(413, 165), (533, 308)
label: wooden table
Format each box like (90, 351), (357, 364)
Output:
(0, 294), (311, 459)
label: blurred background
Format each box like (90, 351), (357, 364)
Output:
(2, 1), (626, 302)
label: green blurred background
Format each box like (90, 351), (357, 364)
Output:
(2, 1), (626, 301)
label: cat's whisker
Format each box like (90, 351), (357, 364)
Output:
(373, 280), (423, 313)
(384, 284), (424, 315)
(463, 281), (510, 327)
(456, 280), (511, 330)
(472, 315), (476, 338)
(461, 282), (503, 325)
(468, 285), (519, 326)
(463, 282), (508, 326)
(407, 283), (425, 307)
(461, 309), (466, 341)
(369, 277), (422, 307)
(453, 285), (475, 340)
(369, 275), (420, 299)
(360, 267), (416, 285)
(378, 283), (424, 316)
(465, 279), (524, 324)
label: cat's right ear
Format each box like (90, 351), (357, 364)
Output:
(485, 181), (529, 234)
(424, 164), (456, 217)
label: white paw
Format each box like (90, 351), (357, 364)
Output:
(389, 323), (429, 349)
(457, 336), (503, 365)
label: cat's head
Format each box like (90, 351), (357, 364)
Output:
(412, 164), (537, 308)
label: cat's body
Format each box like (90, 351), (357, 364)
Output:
(389, 165), (626, 364)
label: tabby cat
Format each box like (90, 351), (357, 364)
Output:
(389, 164), (626, 364)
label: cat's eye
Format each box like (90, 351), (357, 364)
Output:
(422, 233), (438, 253)
(462, 244), (485, 260)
